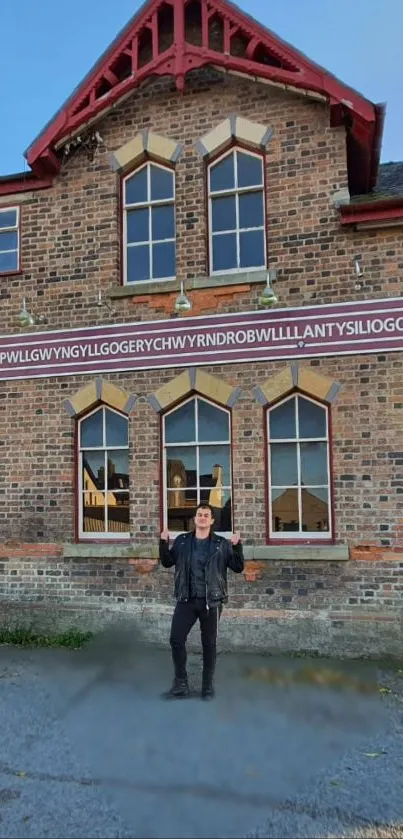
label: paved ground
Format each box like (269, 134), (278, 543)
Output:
(0, 626), (402, 838)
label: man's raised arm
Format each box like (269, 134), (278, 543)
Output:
(159, 529), (177, 568)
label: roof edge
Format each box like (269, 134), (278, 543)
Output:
(0, 172), (53, 196)
(340, 195), (403, 226)
(24, 0), (381, 187)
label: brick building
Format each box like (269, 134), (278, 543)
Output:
(0, 0), (402, 655)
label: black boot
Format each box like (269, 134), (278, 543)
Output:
(201, 671), (215, 700)
(164, 676), (190, 699)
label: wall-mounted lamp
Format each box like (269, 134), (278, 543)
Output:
(17, 298), (47, 328)
(354, 258), (364, 289)
(258, 269), (278, 309)
(97, 290), (115, 314)
(174, 281), (192, 314)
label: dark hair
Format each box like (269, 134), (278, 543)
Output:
(195, 503), (215, 518)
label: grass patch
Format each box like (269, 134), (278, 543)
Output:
(0, 627), (93, 649)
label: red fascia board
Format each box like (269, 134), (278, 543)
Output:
(0, 174), (53, 196)
(38, 48), (175, 156)
(211, 0), (376, 124)
(340, 198), (403, 226)
(26, 0), (161, 167)
(188, 45), (375, 123)
(25, 0), (378, 174)
(31, 45), (377, 173)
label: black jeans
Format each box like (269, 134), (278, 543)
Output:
(169, 598), (222, 680)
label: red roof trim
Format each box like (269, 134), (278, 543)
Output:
(23, 0), (380, 191)
(0, 174), (53, 196)
(340, 197), (403, 226)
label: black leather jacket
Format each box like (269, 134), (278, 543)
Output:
(159, 531), (244, 606)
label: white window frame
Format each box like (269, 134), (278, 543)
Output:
(78, 404), (130, 540)
(208, 147), (266, 276)
(162, 395), (232, 538)
(267, 393), (332, 541)
(0, 206), (20, 274)
(122, 160), (176, 285)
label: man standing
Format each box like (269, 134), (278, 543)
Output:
(159, 503), (244, 700)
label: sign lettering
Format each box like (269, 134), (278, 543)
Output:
(1, 297), (402, 380)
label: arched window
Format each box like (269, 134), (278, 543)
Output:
(208, 147), (266, 274)
(267, 394), (331, 540)
(163, 395), (232, 535)
(78, 405), (130, 539)
(123, 161), (175, 284)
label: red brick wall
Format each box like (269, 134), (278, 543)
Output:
(0, 67), (402, 646)
(0, 543), (401, 611)
(0, 543), (401, 656)
(2, 69), (401, 333)
(0, 354), (402, 548)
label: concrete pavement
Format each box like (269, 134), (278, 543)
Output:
(0, 628), (402, 838)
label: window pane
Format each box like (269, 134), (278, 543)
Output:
(152, 205), (174, 240)
(210, 153), (235, 192)
(80, 410), (103, 448)
(83, 491), (105, 533)
(298, 397), (327, 438)
(300, 442), (328, 485)
(301, 488), (329, 533)
(239, 191), (264, 229)
(150, 165), (174, 201)
(199, 445), (230, 487)
(197, 399), (229, 442)
(269, 399), (296, 440)
(152, 241), (175, 278)
(126, 208), (149, 243)
(239, 229), (265, 268)
(237, 151), (263, 188)
(127, 244), (150, 282)
(82, 451), (105, 490)
(167, 490), (197, 532)
(270, 443), (298, 485)
(200, 488), (232, 531)
(125, 167), (148, 204)
(212, 232), (237, 271)
(105, 409), (128, 447)
(211, 196), (236, 232)
(272, 488), (299, 532)
(0, 231), (18, 251)
(166, 447), (197, 489)
(0, 250), (18, 272)
(165, 400), (195, 443)
(107, 451), (129, 490)
(107, 492), (130, 533)
(0, 209), (17, 228)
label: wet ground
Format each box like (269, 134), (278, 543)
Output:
(0, 628), (402, 838)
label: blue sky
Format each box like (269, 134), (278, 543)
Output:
(1, 0), (402, 176)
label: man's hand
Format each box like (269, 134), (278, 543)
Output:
(231, 531), (241, 545)
(160, 529), (170, 541)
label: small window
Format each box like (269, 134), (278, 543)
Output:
(78, 405), (130, 539)
(163, 396), (232, 535)
(267, 394), (331, 540)
(208, 148), (266, 274)
(0, 207), (19, 274)
(123, 161), (175, 284)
